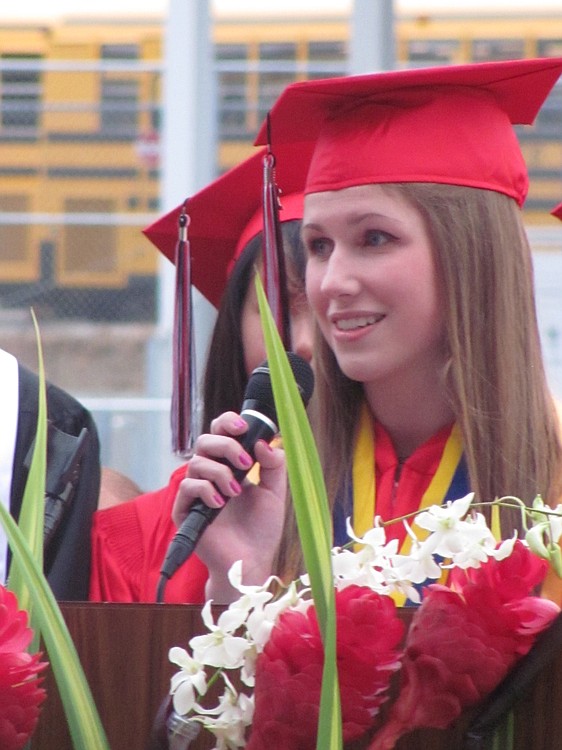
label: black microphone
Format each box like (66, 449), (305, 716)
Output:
(157, 352), (314, 597)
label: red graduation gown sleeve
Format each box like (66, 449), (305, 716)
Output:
(89, 465), (208, 603)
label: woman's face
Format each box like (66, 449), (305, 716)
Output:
(240, 264), (313, 376)
(303, 183), (445, 390)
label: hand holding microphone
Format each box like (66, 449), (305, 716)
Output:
(157, 352), (314, 600)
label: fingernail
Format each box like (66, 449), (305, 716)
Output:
(213, 493), (225, 507)
(259, 440), (274, 453)
(239, 452), (252, 467)
(229, 480), (242, 495)
(234, 419), (247, 429)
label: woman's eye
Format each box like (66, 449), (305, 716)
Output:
(365, 229), (395, 247)
(306, 237), (331, 257)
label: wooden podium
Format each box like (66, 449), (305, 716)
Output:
(29, 603), (562, 750)
(30, 603), (214, 750)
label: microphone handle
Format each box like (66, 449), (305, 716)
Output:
(159, 409), (278, 581)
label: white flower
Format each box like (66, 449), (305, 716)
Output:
(414, 493), (502, 563)
(380, 564), (422, 604)
(390, 545), (442, 585)
(330, 519), (400, 592)
(246, 580), (307, 649)
(414, 493), (473, 547)
(490, 535), (517, 560)
(346, 516), (388, 557)
(189, 601), (251, 670)
(196, 675), (254, 750)
(168, 647), (207, 716)
(226, 561), (279, 616)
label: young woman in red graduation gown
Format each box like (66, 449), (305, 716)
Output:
(173, 58), (562, 604)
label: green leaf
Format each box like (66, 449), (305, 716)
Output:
(8, 310), (47, 618)
(256, 275), (342, 750)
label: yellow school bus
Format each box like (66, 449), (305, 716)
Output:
(0, 8), (560, 319)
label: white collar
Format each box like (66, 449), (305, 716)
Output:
(0, 349), (19, 583)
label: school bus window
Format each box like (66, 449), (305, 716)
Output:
(307, 40), (346, 79)
(101, 44), (138, 61)
(258, 42), (297, 122)
(0, 195), (30, 266)
(471, 39), (525, 61)
(537, 39), (562, 57)
(61, 198), (117, 284)
(217, 43), (248, 140)
(406, 39), (459, 66)
(0, 54), (42, 136)
(100, 44), (139, 138)
(532, 87), (562, 138)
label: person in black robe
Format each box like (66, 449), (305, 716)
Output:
(9, 362), (101, 600)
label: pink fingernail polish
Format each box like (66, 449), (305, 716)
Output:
(229, 480), (242, 495)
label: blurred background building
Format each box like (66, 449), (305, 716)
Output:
(1, 2), (561, 490)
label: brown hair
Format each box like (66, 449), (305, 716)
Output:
(201, 220), (305, 433)
(275, 184), (562, 580)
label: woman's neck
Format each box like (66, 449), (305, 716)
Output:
(363, 369), (455, 459)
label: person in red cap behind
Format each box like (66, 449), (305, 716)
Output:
(89, 147), (313, 603)
(173, 57), (562, 603)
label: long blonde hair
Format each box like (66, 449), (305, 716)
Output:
(275, 183), (562, 580)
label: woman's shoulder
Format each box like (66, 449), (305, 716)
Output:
(94, 464), (187, 532)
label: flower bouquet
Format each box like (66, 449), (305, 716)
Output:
(168, 494), (562, 750)
(167, 277), (562, 750)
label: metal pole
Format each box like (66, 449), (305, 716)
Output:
(349, 0), (396, 75)
(158, 0), (216, 335)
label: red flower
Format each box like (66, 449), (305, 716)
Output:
(0, 586), (47, 750)
(368, 541), (560, 750)
(246, 585), (405, 750)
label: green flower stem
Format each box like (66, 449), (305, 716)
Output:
(375, 495), (554, 534)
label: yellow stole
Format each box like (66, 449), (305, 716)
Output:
(351, 403), (464, 604)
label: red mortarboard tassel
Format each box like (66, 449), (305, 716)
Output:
(171, 206), (196, 457)
(262, 134), (291, 349)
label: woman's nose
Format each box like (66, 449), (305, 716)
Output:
(320, 247), (358, 297)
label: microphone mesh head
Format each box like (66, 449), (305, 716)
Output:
(242, 353), (314, 424)
(285, 351), (315, 405)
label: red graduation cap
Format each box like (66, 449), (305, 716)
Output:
(255, 57), (562, 206)
(143, 143), (310, 308)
